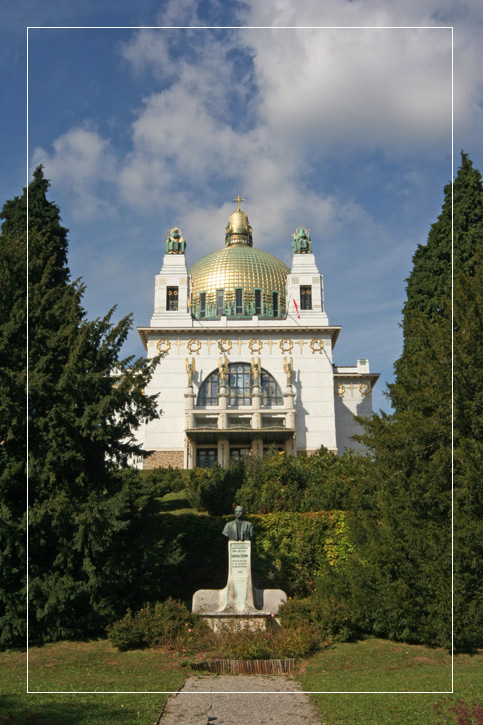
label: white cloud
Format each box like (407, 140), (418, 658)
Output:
(31, 127), (117, 219)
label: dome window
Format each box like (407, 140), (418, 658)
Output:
(200, 292), (206, 318)
(273, 291), (279, 318)
(217, 289), (224, 316)
(235, 288), (243, 315)
(255, 289), (262, 316)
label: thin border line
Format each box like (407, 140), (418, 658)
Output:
(28, 690), (453, 695)
(26, 24), (454, 697)
(26, 25), (453, 29)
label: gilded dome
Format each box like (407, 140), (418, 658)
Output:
(189, 199), (289, 320)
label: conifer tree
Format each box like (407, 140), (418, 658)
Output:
(0, 172), (28, 647)
(353, 153), (483, 648)
(0, 168), (169, 646)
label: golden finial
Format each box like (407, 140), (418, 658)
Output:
(233, 194), (245, 210)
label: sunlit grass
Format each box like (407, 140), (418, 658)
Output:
(1, 639), (186, 724)
(297, 636), (482, 724)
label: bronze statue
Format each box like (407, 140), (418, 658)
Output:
(292, 226), (312, 254)
(222, 506), (255, 541)
(165, 227), (186, 254)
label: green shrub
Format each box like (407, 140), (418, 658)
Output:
(250, 511), (352, 595)
(210, 621), (318, 660)
(280, 593), (356, 643)
(236, 447), (372, 514)
(107, 598), (199, 650)
(186, 460), (243, 515)
(140, 466), (186, 497)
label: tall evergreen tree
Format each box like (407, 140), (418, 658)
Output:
(453, 246), (483, 649)
(0, 171), (28, 647)
(352, 153), (483, 648)
(0, 168), (171, 647)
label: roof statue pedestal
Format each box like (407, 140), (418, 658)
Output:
(136, 195), (379, 470)
(192, 507), (286, 630)
(151, 226), (192, 326)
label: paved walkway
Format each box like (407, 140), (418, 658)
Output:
(159, 674), (322, 724)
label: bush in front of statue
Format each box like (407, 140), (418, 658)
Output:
(279, 593), (357, 643)
(107, 600), (321, 659)
(106, 598), (202, 650)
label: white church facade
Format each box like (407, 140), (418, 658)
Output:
(137, 198), (378, 469)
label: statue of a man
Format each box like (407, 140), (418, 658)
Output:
(222, 506), (255, 541)
(292, 226), (312, 253)
(165, 227), (186, 254)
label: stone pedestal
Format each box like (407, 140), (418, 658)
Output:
(192, 541), (286, 630)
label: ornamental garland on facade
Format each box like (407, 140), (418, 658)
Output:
(187, 338), (201, 354)
(279, 337), (293, 353)
(309, 338), (324, 354)
(156, 338), (171, 354)
(217, 338), (233, 353)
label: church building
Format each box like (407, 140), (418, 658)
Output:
(137, 197), (379, 469)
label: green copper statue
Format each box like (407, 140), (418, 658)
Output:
(165, 227), (186, 254)
(222, 506), (255, 541)
(292, 226), (312, 254)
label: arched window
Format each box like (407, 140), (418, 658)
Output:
(197, 363), (283, 407)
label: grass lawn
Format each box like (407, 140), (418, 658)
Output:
(0, 639), (187, 724)
(2, 636), (481, 724)
(297, 637), (482, 724)
(157, 488), (203, 515)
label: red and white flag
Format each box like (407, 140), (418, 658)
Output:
(289, 294), (301, 319)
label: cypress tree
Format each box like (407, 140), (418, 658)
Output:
(353, 153), (483, 647)
(0, 168), (170, 646)
(0, 173), (28, 648)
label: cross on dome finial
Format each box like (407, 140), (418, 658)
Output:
(233, 194), (245, 210)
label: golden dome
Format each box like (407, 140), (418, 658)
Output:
(189, 200), (289, 319)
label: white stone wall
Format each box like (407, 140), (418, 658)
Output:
(142, 326), (339, 461)
(138, 251), (378, 465)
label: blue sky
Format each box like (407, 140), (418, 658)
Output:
(2, 0), (483, 414)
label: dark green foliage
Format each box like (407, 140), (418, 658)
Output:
(106, 598), (198, 650)
(0, 168), (177, 647)
(403, 152), (482, 321)
(348, 153), (483, 648)
(139, 466), (187, 498)
(186, 459), (244, 515)
(280, 592), (356, 643)
(453, 247), (483, 649)
(148, 511), (353, 604)
(0, 171), (27, 650)
(237, 447), (372, 513)
(185, 447), (371, 516)
(108, 599), (318, 659)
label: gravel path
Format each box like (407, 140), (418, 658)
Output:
(158, 674), (322, 724)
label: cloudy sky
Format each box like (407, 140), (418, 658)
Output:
(2, 0), (483, 413)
